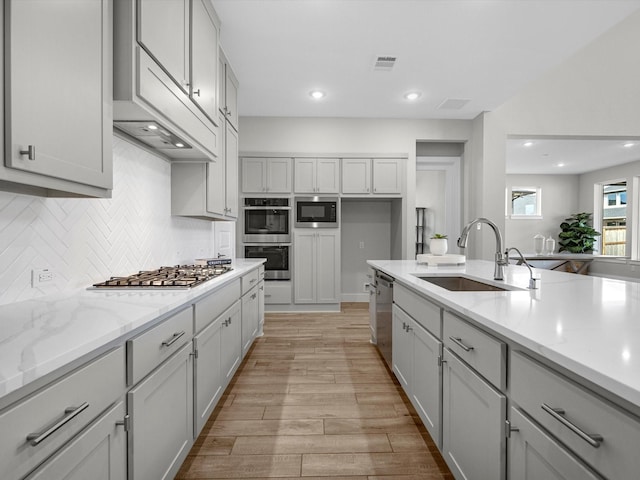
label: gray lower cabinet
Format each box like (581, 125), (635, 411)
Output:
(391, 305), (412, 390)
(241, 286), (260, 356)
(127, 342), (193, 480)
(25, 401), (127, 480)
(508, 407), (601, 480)
(220, 301), (242, 383)
(442, 349), (506, 480)
(193, 315), (224, 437)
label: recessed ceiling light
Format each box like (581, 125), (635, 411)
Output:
(523, 141), (533, 147)
(404, 91), (421, 101)
(175, 143), (184, 148)
(309, 90), (325, 100)
(556, 163), (565, 167)
(147, 124), (158, 130)
(623, 142), (635, 147)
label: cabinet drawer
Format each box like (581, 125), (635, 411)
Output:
(0, 347), (125, 480)
(511, 351), (640, 480)
(194, 278), (241, 333)
(443, 311), (506, 390)
(394, 283), (441, 337)
(264, 281), (292, 304)
(241, 268), (260, 296)
(127, 306), (193, 386)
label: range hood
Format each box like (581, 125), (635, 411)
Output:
(114, 120), (192, 151)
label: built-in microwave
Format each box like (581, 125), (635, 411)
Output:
(294, 196), (339, 228)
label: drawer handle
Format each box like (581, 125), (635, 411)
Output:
(249, 278), (257, 284)
(251, 293), (257, 299)
(449, 336), (474, 352)
(26, 402), (90, 446)
(161, 331), (185, 347)
(541, 403), (603, 448)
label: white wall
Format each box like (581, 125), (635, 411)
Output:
(341, 201), (391, 302)
(0, 136), (219, 305)
(505, 174), (579, 252)
(473, 9), (640, 260)
(238, 116), (474, 258)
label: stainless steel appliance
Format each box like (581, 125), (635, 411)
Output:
(91, 263), (233, 289)
(375, 271), (394, 368)
(244, 244), (291, 280)
(294, 196), (339, 228)
(243, 198), (291, 243)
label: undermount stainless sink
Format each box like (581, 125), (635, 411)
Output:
(416, 276), (509, 292)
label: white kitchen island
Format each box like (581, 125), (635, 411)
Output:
(369, 259), (640, 480)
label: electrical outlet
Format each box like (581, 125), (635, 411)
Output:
(359, 241), (365, 249)
(32, 268), (54, 287)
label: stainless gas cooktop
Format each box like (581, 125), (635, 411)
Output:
(91, 263), (233, 289)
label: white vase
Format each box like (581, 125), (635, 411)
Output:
(430, 238), (448, 256)
(545, 236), (556, 255)
(533, 234), (545, 255)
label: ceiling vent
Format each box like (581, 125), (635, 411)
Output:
(374, 56), (397, 71)
(438, 98), (470, 110)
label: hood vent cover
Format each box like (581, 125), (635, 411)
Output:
(374, 56), (397, 71)
(114, 121), (192, 151)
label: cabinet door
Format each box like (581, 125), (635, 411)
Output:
(206, 112), (226, 216)
(442, 349), (506, 480)
(224, 64), (239, 131)
(241, 287), (260, 356)
(5, 0), (111, 190)
(294, 158), (317, 193)
(373, 158), (402, 194)
(258, 281), (265, 335)
(391, 305), (412, 390)
(242, 158), (267, 193)
(315, 231), (340, 303)
(294, 231), (316, 303)
(128, 343), (193, 480)
(412, 319), (443, 448)
(193, 317), (223, 436)
(190, 0), (219, 123)
(224, 120), (239, 218)
(220, 301), (242, 384)
(25, 401), (126, 480)
(509, 407), (601, 480)
(266, 158), (292, 193)
(138, 0), (189, 91)
(316, 158), (340, 193)
(341, 159), (371, 194)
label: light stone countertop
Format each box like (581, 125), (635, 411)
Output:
(368, 259), (640, 413)
(0, 259), (264, 407)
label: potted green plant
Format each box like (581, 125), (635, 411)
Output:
(558, 212), (601, 253)
(430, 233), (448, 255)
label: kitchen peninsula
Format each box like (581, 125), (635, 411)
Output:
(369, 259), (640, 480)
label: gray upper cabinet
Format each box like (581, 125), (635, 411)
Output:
(114, 0), (220, 161)
(219, 48), (239, 131)
(2, 0), (112, 197)
(190, 0), (219, 122)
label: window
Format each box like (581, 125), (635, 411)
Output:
(601, 181), (627, 256)
(506, 186), (542, 218)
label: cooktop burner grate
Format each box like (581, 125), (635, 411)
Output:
(91, 264), (233, 289)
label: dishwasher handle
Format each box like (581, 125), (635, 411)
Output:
(375, 272), (394, 288)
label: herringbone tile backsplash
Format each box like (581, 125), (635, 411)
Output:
(0, 136), (220, 306)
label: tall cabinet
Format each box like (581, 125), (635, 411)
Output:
(294, 230), (340, 304)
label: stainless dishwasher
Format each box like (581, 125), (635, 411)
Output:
(375, 271), (394, 368)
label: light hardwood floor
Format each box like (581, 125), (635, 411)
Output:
(176, 303), (453, 479)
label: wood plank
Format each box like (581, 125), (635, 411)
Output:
(231, 393), (357, 406)
(210, 419), (324, 436)
(301, 452), (449, 477)
(231, 434), (392, 454)
(263, 404), (400, 420)
(177, 454), (301, 478)
(324, 418), (420, 435)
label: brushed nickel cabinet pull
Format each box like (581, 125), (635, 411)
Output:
(193, 88), (200, 96)
(541, 403), (603, 448)
(161, 331), (185, 347)
(449, 336), (474, 352)
(19, 145), (36, 160)
(27, 402), (90, 446)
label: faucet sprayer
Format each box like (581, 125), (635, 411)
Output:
(505, 247), (539, 289)
(457, 218), (507, 280)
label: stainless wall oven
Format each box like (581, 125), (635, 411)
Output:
(243, 198), (291, 243)
(244, 244), (291, 280)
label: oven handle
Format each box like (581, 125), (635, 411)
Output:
(242, 206), (291, 210)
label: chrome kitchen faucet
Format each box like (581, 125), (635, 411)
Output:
(457, 217), (507, 280)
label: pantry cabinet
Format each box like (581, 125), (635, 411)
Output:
(294, 158), (340, 193)
(294, 230), (340, 304)
(242, 157), (292, 193)
(2, 0), (112, 197)
(341, 158), (403, 196)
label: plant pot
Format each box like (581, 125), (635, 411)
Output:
(430, 238), (448, 256)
